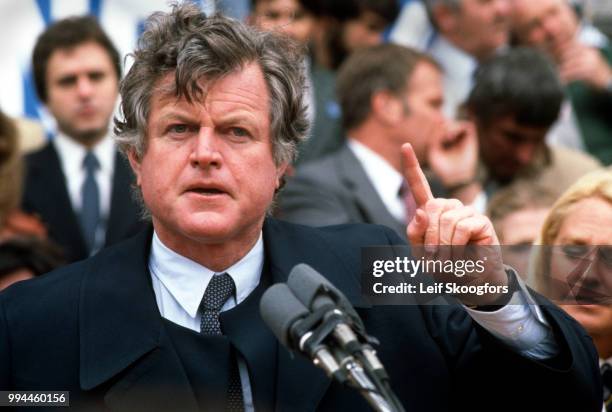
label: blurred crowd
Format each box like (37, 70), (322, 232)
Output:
(1, 0), (612, 408)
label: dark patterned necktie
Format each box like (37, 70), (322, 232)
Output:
(199, 273), (244, 412)
(80, 151), (100, 253)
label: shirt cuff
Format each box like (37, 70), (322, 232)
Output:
(464, 270), (559, 359)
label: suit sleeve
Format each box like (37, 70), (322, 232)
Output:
(378, 224), (602, 410)
(0, 294), (11, 389)
(276, 174), (354, 227)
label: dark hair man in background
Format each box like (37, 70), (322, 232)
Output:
(466, 47), (600, 200)
(0, 4), (600, 411)
(22, 16), (144, 263)
(278, 44), (480, 238)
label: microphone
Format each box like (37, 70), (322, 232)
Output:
(259, 283), (309, 349)
(259, 283), (343, 380)
(288, 264), (389, 374)
(260, 264), (405, 412)
(287, 264), (369, 352)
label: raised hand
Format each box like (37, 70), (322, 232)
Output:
(427, 120), (478, 189)
(402, 143), (508, 306)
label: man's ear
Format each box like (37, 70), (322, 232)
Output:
(372, 91), (403, 125)
(275, 162), (289, 190)
(127, 149), (142, 186)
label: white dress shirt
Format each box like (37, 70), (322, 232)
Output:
(149, 231), (263, 412)
(348, 139), (406, 222)
(389, 0), (435, 51)
(427, 35), (478, 119)
(53, 132), (115, 252)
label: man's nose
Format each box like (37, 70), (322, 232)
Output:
(190, 128), (222, 169)
(76, 76), (94, 99)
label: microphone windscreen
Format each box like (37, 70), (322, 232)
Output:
(287, 263), (364, 328)
(260, 283), (310, 349)
(287, 263), (337, 309)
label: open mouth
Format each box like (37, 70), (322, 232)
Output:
(185, 184), (231, 197)
(188, 188), (226, 195)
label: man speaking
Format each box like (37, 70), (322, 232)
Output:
(0, 3), (601, 411)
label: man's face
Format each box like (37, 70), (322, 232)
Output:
(251, 0), (314, 45)
(498, 207), (550, 278)
(397, 61), (445, 163)
(476, 115), (547, 182)
(45, 41), (118, 145)
(511, 0), (577, 58)
(341, 11), (388, 53)
(444, 0), (510, 59)
(129, 63), (287, 257)
(326, 11), (388, 69)
(550, 197), (612, 339)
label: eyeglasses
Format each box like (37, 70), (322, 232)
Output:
(549, 245), (612, 304)
(560, 245), (612, 269)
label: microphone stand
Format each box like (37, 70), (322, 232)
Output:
(291, 306), (405, 412)
(340, 354), (396, 412)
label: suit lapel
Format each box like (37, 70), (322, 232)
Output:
(25, 143), (88, 260)
(262, 219), (370, 411)
(335, 146), (407, 239)
(78, 227), (198, 412)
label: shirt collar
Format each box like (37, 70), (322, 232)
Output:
(348, 139), (404, 205)
(429, 35), (478, 79)
(53, 132), (115, 174)
(149, 231), (264, 318)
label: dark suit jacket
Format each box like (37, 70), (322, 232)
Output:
(277, 144), (446, 239)
(295, 63), (344, 165)
(0, 219), (601, 411)
(21, 142), (145, 262)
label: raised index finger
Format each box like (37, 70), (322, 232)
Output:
(401, 143), (434, 207)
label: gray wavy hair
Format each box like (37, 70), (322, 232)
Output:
(114, 2), (309, 166)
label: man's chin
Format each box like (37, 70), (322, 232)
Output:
(62, 125), (108, 145)
(180, 214), (258, 242)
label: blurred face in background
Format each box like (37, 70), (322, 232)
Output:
(476, 115), (548, 183)
(512, 0), (578, 60)
(549, 196), (612, 341)
(45, 41), (119, 146)
(250, 0), (315, 45)
(396, 61), (445, 164)
(324, 10), (389, 69)
(341, 11), (388, 53)
(497, 207), (550, 278)
(436, 0), (510, 60)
